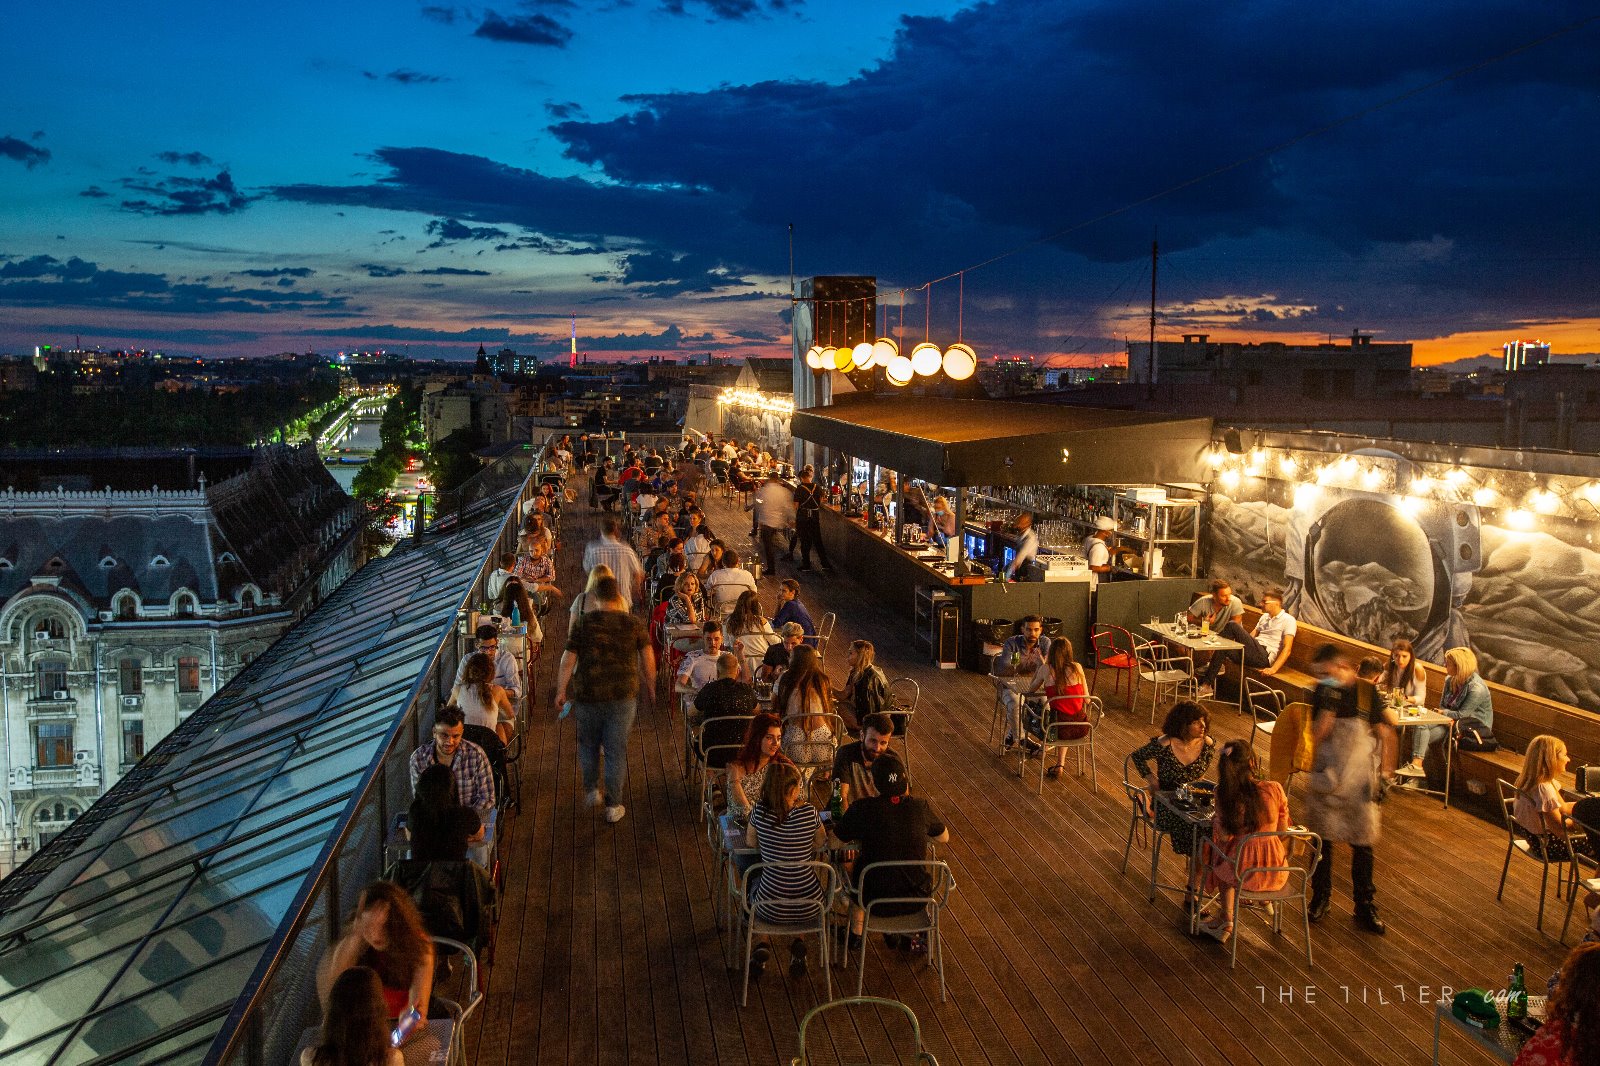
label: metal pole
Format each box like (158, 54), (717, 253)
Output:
(954, 488), (967, 564)
(1147, 236), (1158, 400)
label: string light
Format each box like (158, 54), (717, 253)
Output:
(886, 355), (914, 386)
(717, 388), (795, 415)
(943, 342), (976, 380)
(1529, 487), (1560, 515)
(851, 341), (875, 370)
(910, 342), (943, 377)
(1506, 508), (1536, 531)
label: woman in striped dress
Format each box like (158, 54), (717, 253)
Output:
(744, 762), (824, 978)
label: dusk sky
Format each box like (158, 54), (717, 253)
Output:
(2, 1), (1596, 367)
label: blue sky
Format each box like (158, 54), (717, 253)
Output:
(2, 0), (1597, 365)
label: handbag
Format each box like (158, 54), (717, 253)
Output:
(1455, 718), (1498, 752)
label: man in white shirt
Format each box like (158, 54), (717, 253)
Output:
(1197, 588), (1297, 698)
(749, 472), (794, 577)
(1081, 515), (1115, 589)
(676, 622), (727, 692)
(705, 548), (758, 618)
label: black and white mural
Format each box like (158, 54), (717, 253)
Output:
(1206, 442), (1600, 714)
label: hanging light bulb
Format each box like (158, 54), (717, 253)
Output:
(817, 345), (836, 370)
(886, 355), (914, 386)
(832, 345), (856, 372)
(910, 342), (943, 377)
(942, 342), (976, 380)
(870, 338), (899, 369)
(852, 341), (875, 370)
(804, 345), (824, 370)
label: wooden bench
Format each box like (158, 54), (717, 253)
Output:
(1222, 605), (1600, 808)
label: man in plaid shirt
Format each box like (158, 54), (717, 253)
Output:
(408, 704), (496, 818)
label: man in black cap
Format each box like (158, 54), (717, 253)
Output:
(833, 753), (949, 952)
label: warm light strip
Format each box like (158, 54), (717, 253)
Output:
(717, 388), (794, 416)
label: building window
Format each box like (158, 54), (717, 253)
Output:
(175, 595), (196, 619)
(122, 719), (145, 763)
(178, 656), (201, 693)
(36, 660), (68, 700)
(35, 617), (65, 639)
(115, 595), (138, 621)
(35, 721), (74, 767)
(119, 658), (143, 695)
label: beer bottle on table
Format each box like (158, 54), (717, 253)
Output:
(1507, 963), (1527, 1019)
(829, 781), (844, 822)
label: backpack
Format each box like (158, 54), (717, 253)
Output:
(858, 666), (889, 719)
(1456, 718), (1497, 752)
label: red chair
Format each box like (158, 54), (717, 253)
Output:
(1090, 624), (1137, 705)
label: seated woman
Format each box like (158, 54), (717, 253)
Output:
(742, 762), (825, 979)
(452, 652), (515, 744)
(317, 881), (435, 1021)
(1513, 942), (1600, 1066)
(593, 462), (619, 511)
(1129, 701), (1217, 882)
(725, 590), (780, 678)
(1200, 741), (1290, 943)
(1402, 645), (1492, 774)
(774, 645), (835, 774)
(838, 640), (889, 733)
(1513, 735), (1578, 863)
(695, 540), (727, 580)
(1026, 636), (1090, 779)
(302, 966), (405, 1065)
(726, 713), (792, 822)
(409, 763), (484, 863)
(1380, 638), (1428, 707)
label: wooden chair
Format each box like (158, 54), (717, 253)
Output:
(843, 860), (955, 1003)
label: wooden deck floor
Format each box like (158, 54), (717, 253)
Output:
(466, 491), (1576, 1066)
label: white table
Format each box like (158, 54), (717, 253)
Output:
(1140, 621), (1245, 715)
(1393, 707), (1456, 808)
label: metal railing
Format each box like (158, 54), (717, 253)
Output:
(207, 471), (535, 1066)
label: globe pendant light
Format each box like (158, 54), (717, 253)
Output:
(942, 342), (976, 380)
(910, 341), (943, 377)
(871, 338), (899, 369)
(817, 345), (837, 370)
(832, 344), (856, 371)
(852, 341), (875, 370)
(886, 354), (914, 386)
(805, 345), (824, 369)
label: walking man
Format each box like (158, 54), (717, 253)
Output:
(555, 575), (655, 823)
(793, 465), (831, 573)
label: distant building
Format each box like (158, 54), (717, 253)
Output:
(490, 347), (539, 376)
(0, 445), (361, 862)
(1126, 332), (1413, 399)
(1503, 339), (1551, 372)
(421, 376), (513, 445)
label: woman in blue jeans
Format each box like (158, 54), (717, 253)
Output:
(1402, 646), (1492, 774)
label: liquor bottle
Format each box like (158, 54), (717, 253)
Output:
(1507, 963), (1527, 1019)
(828, 780), (844, 821)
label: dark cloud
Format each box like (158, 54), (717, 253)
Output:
(364, 68), (449, 85)
(233, 266), (316, 278)
(420, 4), (461, 22)
(360, 264), (409, 277)
(79, 186), (111, 199)
(416, 266), (492, 275)
(425, 217), (511, 245)
(544, 100), (584, 120)
(0, 134), (50, 169)
(120, 169), (253, 216)
(0, 254), (352, 314)
(602, 248), (749, 297)
(659, 0), (800, 20)
(473, 9), (573, 47)
(155, 150), (213, 166)
(355, 263), (493, 277)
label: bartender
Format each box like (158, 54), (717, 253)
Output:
(926, 495), (958, 547)
(1005, 512), (1040, 581)
(1083, 516), (1115, 588)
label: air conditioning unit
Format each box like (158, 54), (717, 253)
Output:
(121, 696), (142, 707)
(53, 690), (69, 700)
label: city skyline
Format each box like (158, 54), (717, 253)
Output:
(2, 0), (1597, 367)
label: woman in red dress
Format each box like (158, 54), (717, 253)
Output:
(1201, 741), (1289, 943)
(1514, 941), (1600, 1066)
(1029, 637), (1089, 779)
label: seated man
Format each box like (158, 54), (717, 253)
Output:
(407, 704), (496, 820)
(771, 578), (816, 638)
(759, 622), (807, 683)
(455, 622), (523, 704)
(1187, 579), (1245, 631)
(1196, 587), (1297, 699)
(831, 712), (895, 812)
(691, 651), (759, 729)
(705, 549), (758, 618)
(676, 621), (728, 693)
(833, 754), (949, 950)
(990, 616), (1050, 751)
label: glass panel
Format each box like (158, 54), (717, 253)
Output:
(0, 941), (140, 1057)
(57, 950), (258, 1065)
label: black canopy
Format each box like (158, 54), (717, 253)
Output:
(791, 398), (1213, 487)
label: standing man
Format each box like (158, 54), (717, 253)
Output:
(749, 470), (794, 578)
(556, 576), (655, 824)
(1196, 588), (1297, 699)
(793, 464), (831, 574)
(1004, 512), (1039, 581)
(1082, 516), (1115, 586)
(582, 514), (645, 610)
(1305, 643), (1397, 934)
(990, 616), (1050, 750)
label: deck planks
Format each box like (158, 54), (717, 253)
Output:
(464, 489), (1575, 1066)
